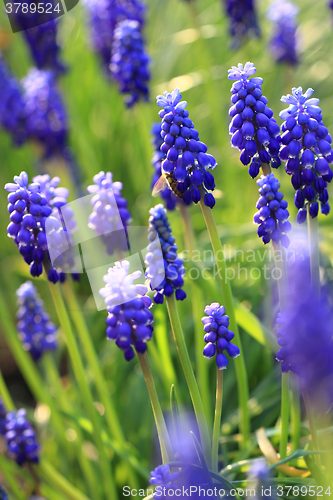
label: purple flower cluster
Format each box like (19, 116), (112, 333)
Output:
(202, 303), (240, 369)
(276, 289), (333, 410)
(151, 122), (178, 211)
(279, 87), (332, 222)
(87, 171), (132, 255)
(0, 56), (27, 144)
(150, 465), (180, 498)
(84, 0), (145, 75)
(267, 0), (299, 66)
(145, 204), (186, 304)
(5, 171), (74, 283)
(223, 0), (260, 48)
(4, 409), (39, 466)
(22, 68), (68, 158)
(228, 63), (281, 178)
(110, 20), (150, 107)
(99, 261), (153, 361)
(11, 1), (65, 72)
(254, 173), (291, 247)
(16, 281), (57, 361)
(156, 88), (216, 208)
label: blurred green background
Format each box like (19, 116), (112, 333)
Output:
(0, 0), (333, 492)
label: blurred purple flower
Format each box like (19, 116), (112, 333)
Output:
(223, 0), (260, 48)
(110, 19), (150, 107)
(267, 0), (299, 65)
(84, 0), (145, 76)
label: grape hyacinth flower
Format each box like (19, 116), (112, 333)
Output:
(22, 68), (68, 158)
(202, 303), (240, 369)
(34, 174), (78, 281)
(84, 0), (145, 76)
(267, 0), (299, 66)
(254, 173), (291, 247)
(223, 0), (260, 48)
(87, 171), (132, 255)
(0, 55), (27, 144)
(145, 204), (186, 304)
(99, 260), (153, 361)
(280, 87), (333, 222)
(228, 62), (281, 178)
(151, 122), (178, 211)
(156, 88), (217, 207)
(5, 171), (72, 283)
(10, 1), (65, 73)
(5, 409), (39, 466)
(247, 459), (275, 500)
(276, 289), (333, 410)
(16, 281), (57, 360)
(110, 20), (150, 107)
(150, 465), (181, 498)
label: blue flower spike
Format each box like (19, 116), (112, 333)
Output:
(267, 0), (299, 66)
(10, 1), (65, 73)
(0, 56), (27, 145)
(5, 409), (39, 466)
(202, 302), (240, 370)
(254, 173), (291, 247)
(228, 62), (281, 178)
(99, 260), (154, 361)
(16, 281), (57, 361)
(5, 171), (75, 283)
(145, 204), (186, 304)
(87, 171), (132, 255)
(84, 0), (145, 76)
(280, 86), (333, 222)
(150, 465), (180, 498)
(22, 69), (68, 158)
(223, 0), (260, 49)
(156, 88), (217, 208)
(111, 19), (150, 107)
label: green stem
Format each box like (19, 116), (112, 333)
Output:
(137, 351), (173, 463)
(0, 454), (26, 500)
(303, 390), (321, 468)
(47, 281), (117, 500)
(166, 294), (212, 464)
(38, 460), (91, 500)
(199, 197), (250, 448)
(307, 206), (320, 294)
(179, 203), (211, 427)
(212, 369), (223, 474)
(62, 280), (124, 442)
(272, 242), (290, 462)
(42, 354), (99, 500)
(279, 373), (290, 460)
(290, 375), (301, 453)
(0, 369), (15, 410)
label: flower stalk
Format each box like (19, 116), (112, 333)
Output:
(212, 369), (223, 473)
(199, 195), (250, 448)
(137, 351), (173, 464)
(166, 294), (212, 464)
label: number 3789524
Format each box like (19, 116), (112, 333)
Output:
(5, 2), (62, 14)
